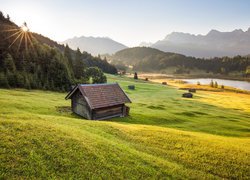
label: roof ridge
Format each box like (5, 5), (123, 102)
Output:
(79, 83), (118, 87)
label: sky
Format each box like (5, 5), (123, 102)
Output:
(1, 0), (250, 46)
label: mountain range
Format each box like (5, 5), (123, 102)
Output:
(62, 28), (250, 58)
(62, 36), (127, 55)
(152, 28), (250, 58)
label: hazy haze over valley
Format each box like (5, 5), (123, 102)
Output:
(62, 36), (127, 55)
(152, 28), (250, 58)
(62, 27), (250, 58)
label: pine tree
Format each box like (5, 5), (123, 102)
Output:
(134, 72), (138, 79)
(64, 44), (74, 77)
(4, 53), (16, 73)
(74, 48), (85, 79)
(6, 72), (16, 87)
(210, 80), (214, 87)
(15, 72), (25, 88)
(24, 75), (31, 89)
(0, 73), (10, 88)
(214, 81), (218, 88)
(246, 66), (250, 77)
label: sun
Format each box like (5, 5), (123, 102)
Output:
(21, 25), (29, 32)
(3, 22), (35, 51)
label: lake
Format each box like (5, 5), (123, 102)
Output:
(183, 78), (250, 91)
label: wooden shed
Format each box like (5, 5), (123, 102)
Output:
(65, 83), (131, 120)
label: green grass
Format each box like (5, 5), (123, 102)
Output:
(0, 75), (250, 179)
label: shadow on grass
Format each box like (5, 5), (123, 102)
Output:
(104, 99), (250, 137)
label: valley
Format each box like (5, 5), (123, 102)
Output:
(1, 74), (250, 179)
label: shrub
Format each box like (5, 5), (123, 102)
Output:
(210, 80), (214, 87)
(134, 72), (138, 79)
(214, 81), (218, 88)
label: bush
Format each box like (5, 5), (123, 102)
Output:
(86, 67), (107, 84)
(134, 72), (138, 79)
(214, 81), (218, 88)
(210, 80), (214, 87)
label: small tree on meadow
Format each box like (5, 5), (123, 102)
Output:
(210, 80), (214, 87)
(214, 81), (218, 88)
(134, 72), (138, 79)
(246, 66), (250, 77)
(86, 67), (107, 84)
(197, 81), (200, 85)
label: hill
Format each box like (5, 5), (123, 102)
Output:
(0, 75), (249, 179)
(0, 12), (117, 91)
(152, 28), (250, 58)
(62, 36), (127, 55)
(110, 47), (184, 65)
(109, 47), (250, 75)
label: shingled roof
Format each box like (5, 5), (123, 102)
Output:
(65, 83), (131, 109)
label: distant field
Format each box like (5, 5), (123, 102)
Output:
(0, 75), (250, 179)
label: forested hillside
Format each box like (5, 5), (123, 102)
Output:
(0, 12), (117, 91)
(110, 47), (250, 75)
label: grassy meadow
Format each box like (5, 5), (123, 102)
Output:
(0, 74), (250, 179)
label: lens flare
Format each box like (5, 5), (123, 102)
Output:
(21, 25), (29, 32)
(1, 22), (35, 51)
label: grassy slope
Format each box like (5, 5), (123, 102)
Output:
(0, 75), (250, 179)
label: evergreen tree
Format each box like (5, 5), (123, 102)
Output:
(15, 72), (25, 88)
(74, 48), (85, 79)
(24, 75), (31, 89)
(4, 53), (16, 73)
(134, 72), (138, 79)
(214, 81), (218, 88)
(64, 44), (74, 77)
(0, 73), (9, 88)
(6, 72), (16, 87)
(246, 66), (250, 76)
(210, 80), (214, 87)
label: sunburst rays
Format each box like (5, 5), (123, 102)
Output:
(1, 22), (35, 52)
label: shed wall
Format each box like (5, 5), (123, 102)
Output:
(72, 90), (92, 119)
(93, 105), (124, 120)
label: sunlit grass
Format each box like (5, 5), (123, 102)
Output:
(0, 74), (250, 179)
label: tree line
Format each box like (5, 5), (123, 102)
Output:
(134, 54), (250, 75)
(0, 12), (117, 91)
(111, 47), (250, 76)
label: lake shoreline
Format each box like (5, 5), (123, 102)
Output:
(130, 73), (250, 93)
(131, 72), (250, 82)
